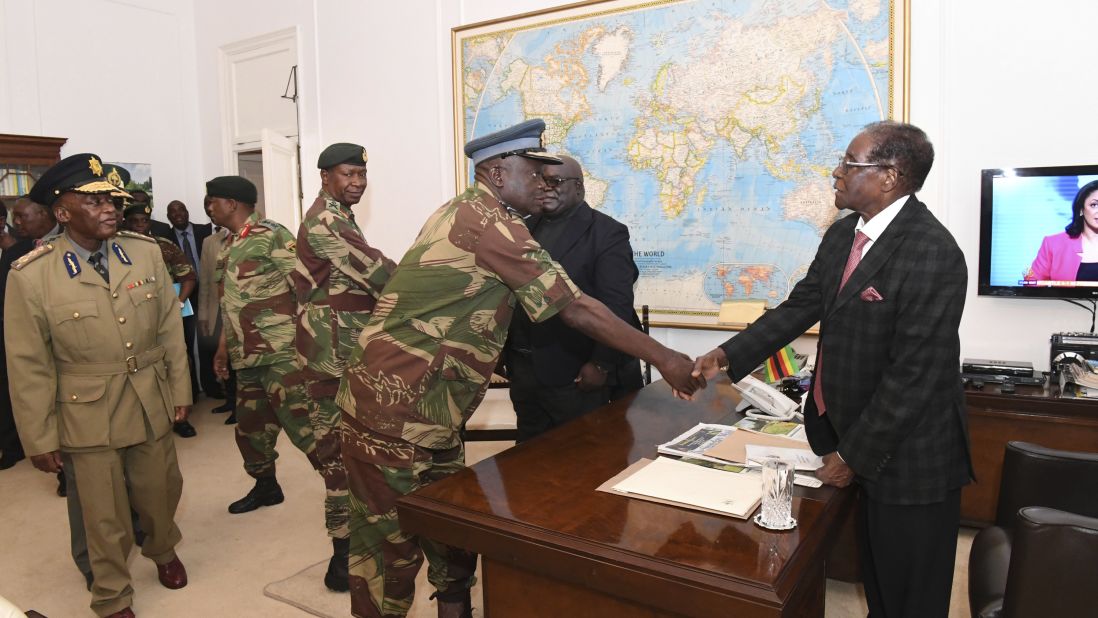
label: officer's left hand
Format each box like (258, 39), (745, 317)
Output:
(817, 452), (854, 487)
(174, 405), (191, 423)
(30, 451), (63, 474)
(575, 361), (608, 392)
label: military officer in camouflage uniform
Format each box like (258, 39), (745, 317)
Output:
(122, 202), (199, 438)
(205, 176), (332, 529)
(6, 154), (191, 618)
(337, 119), (704, 618)
(292, 143), (396, 592)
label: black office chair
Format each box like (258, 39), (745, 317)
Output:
(968, 441), (1098, 618)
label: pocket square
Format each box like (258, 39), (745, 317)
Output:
(860, 286), (884, 302)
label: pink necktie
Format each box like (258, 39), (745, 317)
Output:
(813, 231), (870, 415)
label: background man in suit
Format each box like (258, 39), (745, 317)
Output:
(165, 199), (213, 400)
(6, 154), (191, 618)
(694, 121), (971, 618)
(504, 155), (644, 442)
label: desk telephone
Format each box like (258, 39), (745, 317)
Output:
(732, 375), (803, 421)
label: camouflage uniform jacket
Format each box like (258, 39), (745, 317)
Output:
(292, 191), (396, 379)
(216, 212), (298, 369)
(338, 184), (582, 453)
(155, 236), (196, 285)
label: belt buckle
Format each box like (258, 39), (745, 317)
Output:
(126, 355), (138, 373)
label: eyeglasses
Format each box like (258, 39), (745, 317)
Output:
(539, 175), (582, 189)
(838, 157), (903, 175)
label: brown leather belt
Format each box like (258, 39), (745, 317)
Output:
(58, 346), (166, 376)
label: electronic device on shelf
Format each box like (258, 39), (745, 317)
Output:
(962, 358), (1034, 378)
(1050, 331), (1098, 378)
(961, 372), (1046, 387)
(978, 164), (1098, 299)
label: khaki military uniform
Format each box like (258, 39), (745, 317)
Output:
(292, 191), (395, 540)
(337, 184), (581, 618)
(217, 213), (327, 514)
(5, 231), (191, 617)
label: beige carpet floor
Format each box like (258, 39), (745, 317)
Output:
(0, 397), (973, 617)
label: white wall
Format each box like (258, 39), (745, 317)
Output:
(0, 0), (204, 223)
(7, 1), (1093, 370)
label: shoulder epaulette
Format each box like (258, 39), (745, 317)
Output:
(11, 243), (54, 271)
(257, 219), (286, 233)
(116, 230), (157, 243)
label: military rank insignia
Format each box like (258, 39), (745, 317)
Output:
(88, 156), (103, 177)
(285, 240), (296, 253)
(112, 242), (132, 265)
(107, 167), (123, 188)
(63, 252), (81, 278)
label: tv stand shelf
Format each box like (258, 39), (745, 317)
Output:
(963, 382), (1098, 525)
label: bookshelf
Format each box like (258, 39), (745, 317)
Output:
(0, 134), (68, 200)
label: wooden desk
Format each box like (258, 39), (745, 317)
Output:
(398, 378), (855, 617)
(963, 383), (1098, 525)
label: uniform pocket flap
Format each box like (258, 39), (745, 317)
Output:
(56, 375), (108, 403)
(49, 300), (99, 324)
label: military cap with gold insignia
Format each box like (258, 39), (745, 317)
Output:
(206, 175), (258, 205)
(123, 202), (153, 219)
(317, 143), (368, 169)
(29, 153), (132, 206)
(103, 164), (131, 197)
(463, 118), (563, 166)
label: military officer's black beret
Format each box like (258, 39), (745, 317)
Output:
(29, 153), (131, 207)
(318, 143), (368, 169)
(123, 203), (152, 219)
(206, 176), (258, 205)
(463, 118), (562, 167)
(103, 164), (130, 190)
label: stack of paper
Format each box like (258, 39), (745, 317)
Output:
(604, 457), (762, 519)
(706, 429), (823, 471)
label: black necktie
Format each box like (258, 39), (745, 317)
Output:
(180, 230), (196, 267)
(88, 253), (109, 284)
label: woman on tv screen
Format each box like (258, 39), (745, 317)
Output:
(1026, 180), (1098, 282)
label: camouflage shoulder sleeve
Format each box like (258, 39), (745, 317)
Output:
(475, 216), (581, 323)
(325, 210), (396, 298)
(156, 237), (196, 282)
(259, 219), (298, 278)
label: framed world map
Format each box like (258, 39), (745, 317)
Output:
(453, 0), (908, 328)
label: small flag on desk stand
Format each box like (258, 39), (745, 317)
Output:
(763, 345), (801, 383)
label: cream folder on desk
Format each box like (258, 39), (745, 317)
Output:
(609, 457), (762, 519)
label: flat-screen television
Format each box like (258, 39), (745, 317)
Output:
(979, 165), (1098, 298)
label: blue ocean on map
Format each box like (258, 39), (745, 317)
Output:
(459, 0), (896, 319)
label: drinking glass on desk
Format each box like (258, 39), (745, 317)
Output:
(756, 456), (796, 530)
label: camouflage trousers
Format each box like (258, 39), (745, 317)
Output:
(345, 431), (477, 618)
(235, 361), (345, 538)
(303, 375), (351, 539)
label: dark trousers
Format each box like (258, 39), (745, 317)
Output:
(508, 353), (610, 443)
(197, 332), (222, 397)
(181, 315), (198, 401)
(0, 338), (22, 459)
(859, 489), (961, 618)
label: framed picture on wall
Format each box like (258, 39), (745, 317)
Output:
(452, 0), (910, 329)
(108, 161), (153, 199)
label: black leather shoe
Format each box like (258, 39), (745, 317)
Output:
(173, 421), (197, 438)
(0, 449), (25, 470)
(211, 402), (234, 414)
(228, 477), (284, 514)
(224, 411), (237, 425)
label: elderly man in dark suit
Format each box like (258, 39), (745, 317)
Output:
(504, 155), (644, 442)
(694, 121), (971, 618)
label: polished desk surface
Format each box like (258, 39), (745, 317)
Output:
(398, 377), (854, 617)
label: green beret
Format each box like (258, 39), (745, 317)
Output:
(206, 176), (257, 205)
(123, 203), (152, 219)
(318, 143), (368, 169)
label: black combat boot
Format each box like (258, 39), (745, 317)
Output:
(227, 477), (284, 514)
(434, 588), (473, 618)
(323, 537), (350, 592)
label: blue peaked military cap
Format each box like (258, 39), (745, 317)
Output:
(463, 118), (563, 167)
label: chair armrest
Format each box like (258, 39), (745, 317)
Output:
(996, 441), (1098, 527)
(968, 525), (1010, 618)
(1002, 506), (1098, 618)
